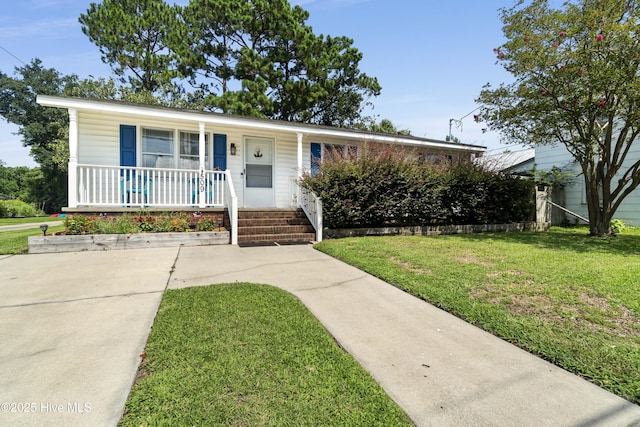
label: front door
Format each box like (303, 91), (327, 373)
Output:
(244, 137), (275, 207)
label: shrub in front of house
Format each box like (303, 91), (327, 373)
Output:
(301, 143), (535, 228)
(0, 199), (44, 218)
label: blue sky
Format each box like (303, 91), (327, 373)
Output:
(0, 0), (517, 167)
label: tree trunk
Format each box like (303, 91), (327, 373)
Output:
(584, 173), (612, 237)
(592, 217), (612, 236)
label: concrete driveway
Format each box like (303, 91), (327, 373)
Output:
(1, 245), (640, 426)
(0, 249), (177, 426)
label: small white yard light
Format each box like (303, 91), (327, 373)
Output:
(39, 223), (48, 236)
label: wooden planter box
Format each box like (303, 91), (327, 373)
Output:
(28, 231), (230, 254)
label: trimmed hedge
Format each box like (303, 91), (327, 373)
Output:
(301, 144), (535, 229)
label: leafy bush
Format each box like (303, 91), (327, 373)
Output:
(64, 215), (94, 234)
(135, 215), (157, 232)
(168, 215), (190, 232)
(301, 143), (535, 228)
(112, 215), (139, 234)
(610, 219), (625, 234)
(0, 199), (43, 218)
(197, 217), (218, 231)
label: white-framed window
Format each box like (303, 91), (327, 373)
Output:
(310, 142), (359, 175)
(179, 131), (209, 170)
(142, 128), (174, 168)
(140, 127), (213, 169)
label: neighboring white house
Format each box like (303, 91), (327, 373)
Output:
(37, 95), (486, 242)
(480, 148), (535, 175)
(535, 143), (640, 226)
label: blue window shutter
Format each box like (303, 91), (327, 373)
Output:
(213, 133), (227, 170)
(120, 125), (136, 169)
(310, 142), (321, 175)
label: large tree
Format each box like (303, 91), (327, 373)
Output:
(0, 162), (34, 201)
(81, 0), (380, 126)
(358, 118), (411, 135)
(0, 59), (74, 212)
(477, 0), (640, 236)
(179, 0), (381, 125)
(0, 59), (125, 212)
(79, 0), (183, 97)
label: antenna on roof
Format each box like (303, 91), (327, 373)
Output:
(448, 118), (463, 140)
(448, 106), (481, 142)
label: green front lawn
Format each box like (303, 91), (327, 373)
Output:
(315, 227), (640, 405)
(120, 283), (413, 426)
(0, 226), (65, 254)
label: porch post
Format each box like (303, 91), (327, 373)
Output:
(296, 132), (303, 208)
(198, 121), (206, 208)
(297, 132), (303, 178)
(68, 108), (79, 208)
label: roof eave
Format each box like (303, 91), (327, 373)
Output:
(36, 95), (486, 152)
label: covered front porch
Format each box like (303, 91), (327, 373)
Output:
(66, 163), (322, 245)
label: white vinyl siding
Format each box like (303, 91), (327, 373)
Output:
(77, 111), (120, 166)
(536, 143), (640, 225)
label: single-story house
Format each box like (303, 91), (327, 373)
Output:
(535, 143), (640, 226)
(480, 148), (535, 175)
(37, 95), (486, 244)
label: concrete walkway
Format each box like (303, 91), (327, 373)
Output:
(1, 245), (639, 426)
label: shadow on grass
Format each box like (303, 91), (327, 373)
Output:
(451, 226), (640, 256)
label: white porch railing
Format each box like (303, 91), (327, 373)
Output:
(76, 165), (227, 208)
(299, 184), (323, 242)
(224, 171), (238, 245)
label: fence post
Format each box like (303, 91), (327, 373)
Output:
(536, 185), (552, 224)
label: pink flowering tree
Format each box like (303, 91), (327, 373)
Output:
(477, 0), (640, 236)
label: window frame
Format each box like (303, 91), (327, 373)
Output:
(179, 130), (210, 170)
(141, 127), (175, 169)
(139, 127), (214, 170)
(310, 142), (359, 175)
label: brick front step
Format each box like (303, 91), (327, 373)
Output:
(238, 225), (315, 235)
(238, 218), (310, 226)
(237, 233), (316, 245)
(237, 208), (316, 246)
(238, 209), (306, 219)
